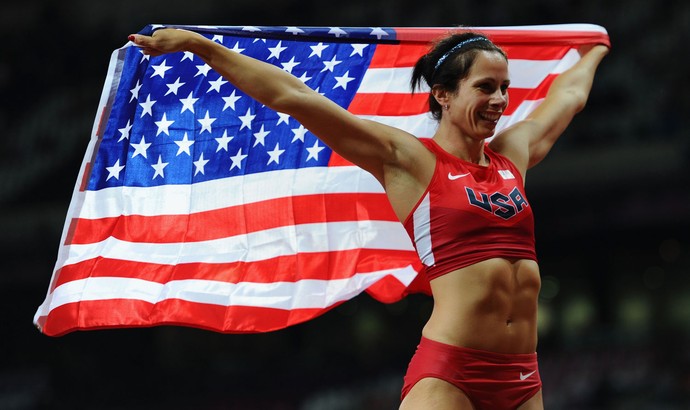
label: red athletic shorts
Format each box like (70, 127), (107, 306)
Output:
(401, 337), (542, 410)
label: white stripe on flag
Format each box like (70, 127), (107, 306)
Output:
(77, 166), (384, 219)
(473, 24), (608, 33)
(359, 57), (577, 94)
(495, 99), (544, 131)
(62, 220), (414, 266)
(357, 113), (438, 138)
(42, 265), (419, 312)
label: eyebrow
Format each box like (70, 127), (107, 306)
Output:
(473, 76), (511, 85)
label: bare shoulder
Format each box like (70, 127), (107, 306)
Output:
(371, 125), (436, 221)
(488, 123), (534, 176)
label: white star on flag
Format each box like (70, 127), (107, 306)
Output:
(151, 59), (173, 78)
(328, 27), (347, 37)
(266, 143), (285, 165)
(180, 91), (199, 114)
(306, 140), (325, 161)
(139, 94), (156, 117)
(285, 27), (305, 35)
(321, 55), (342, 72)
(253, 125), (270, 147)
(138, 50), (150, 62)
(267, 41), (287, 59)
(229, 42), (245, 54)
(229, 148), (248, 170)
(281, 57), (300, 73)
(174, 132), (195, 156)
(276, 112), (291, 126)
(151, 155), (169, 179)
(195, 64), (212, 77)
(105, 159), (125, 181)
(215, 130), (233, 152)
(334, 71), (355, 90)
(155, 112), (174, 136)
(238, 108), (255, 130)
(370, 27), (388, 39)
(129, 80), (142, 102)
(198, 111), (217, 134)
(309, 43), (328, 58)
(193, 152), (209, 175)
(207, 76), (228, 93)
(165, 77), (185, 95)
(296, 72), (312, 83)
(351, 44), (367, 57)
(181, 51), (194, 62)
(131, 135), (151, 159)
(222, 90), (241, 111)
(117, 120), (133, 142)
(291, 125), (308, 143)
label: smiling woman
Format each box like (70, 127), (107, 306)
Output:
(398, 33), (607, 409)
(124, 28), (608, 409)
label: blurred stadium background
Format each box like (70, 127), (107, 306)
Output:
(1, 0), (688, 408)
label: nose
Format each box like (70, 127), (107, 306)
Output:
(490, 89), (508, 110)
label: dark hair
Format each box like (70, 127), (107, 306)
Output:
(410, 32), (508, 121)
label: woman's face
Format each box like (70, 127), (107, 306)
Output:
(447, 50), (510, 140)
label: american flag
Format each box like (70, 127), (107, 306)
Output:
(34, 24), (609, 336)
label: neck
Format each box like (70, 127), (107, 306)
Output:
(433, 128), (488, 165)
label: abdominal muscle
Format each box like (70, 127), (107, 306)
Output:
(422, 257), (541, 354)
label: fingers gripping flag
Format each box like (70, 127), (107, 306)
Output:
(34, 24), (609, 335)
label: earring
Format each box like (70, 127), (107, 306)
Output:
(443, 104), (449, 111)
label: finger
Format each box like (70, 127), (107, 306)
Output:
(139, 47), (162, 57)
(128, 34), (150, 47)
(576, 44), (594, 57)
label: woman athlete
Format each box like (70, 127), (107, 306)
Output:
(129, 28), (608, 409)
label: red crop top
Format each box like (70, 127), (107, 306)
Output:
(403, 139), (537, 281)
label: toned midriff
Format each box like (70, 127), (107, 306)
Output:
(422, 257), (541, 354)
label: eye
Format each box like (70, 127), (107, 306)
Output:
(478, 83), (493, 92)
(500, 84), (509, 94)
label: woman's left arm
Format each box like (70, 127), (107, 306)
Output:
(491, 44), (609, 173)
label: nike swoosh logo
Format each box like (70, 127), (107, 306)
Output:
(520, 370), (536, 381)
(447, 172), (470, 180)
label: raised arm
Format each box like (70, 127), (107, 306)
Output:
(128, 28), (426, 185)
(490, 44), (609, 173)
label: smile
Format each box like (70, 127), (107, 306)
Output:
(479, 112), (502, 123)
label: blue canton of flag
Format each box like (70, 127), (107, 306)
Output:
(90, 28), (378, 190)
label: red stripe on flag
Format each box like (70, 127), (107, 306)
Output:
(481, 29), (611, 48)
(502, 45), (572, 60)
(348, 93), (428, 116)
(364, 38), (578, 70)
(68, 192), (396, 244)
(505, 74), (557, 115)
(392, 27), (610, 48)
(52, 248), (418, 288)
(368, 43), (430, 68)
(38, 299), (332, 336)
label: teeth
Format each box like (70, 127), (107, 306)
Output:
(480, 112), (501, 122)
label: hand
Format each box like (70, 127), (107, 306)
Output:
(128, 28), (198, 57)
(577, 43), (609, 58)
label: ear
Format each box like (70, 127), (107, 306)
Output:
(431, 84), (450, 107)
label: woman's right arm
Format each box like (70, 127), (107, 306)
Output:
(129, 29), (429, 185)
